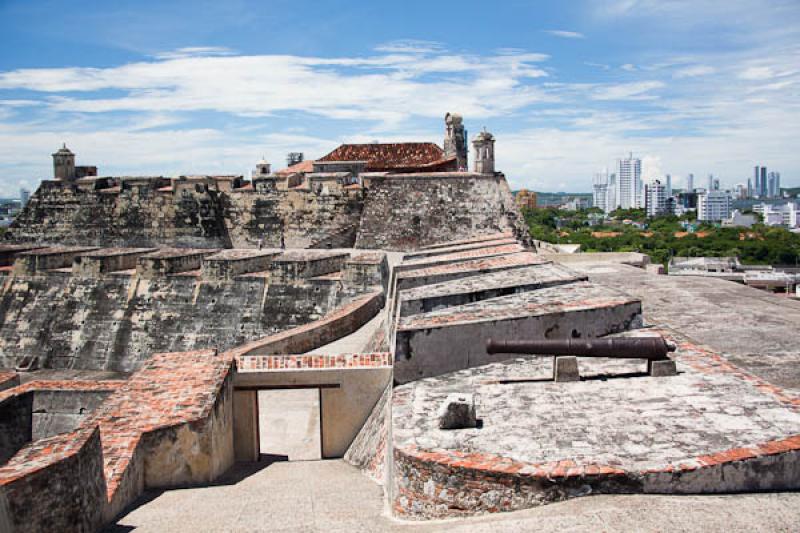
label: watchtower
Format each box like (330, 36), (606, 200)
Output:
(443, 113), (467, 171)
(52, 143), (76, 180)
(472, 130), (495, 174)
(253, 157), (271, 177)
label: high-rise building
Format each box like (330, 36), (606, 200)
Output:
(615, 153), (642, 210)
(686, 173), (694, 193)
(747, 178), (753, 198)
(645, 180), (667, 217)
(707, 174), (715, 192)
(20, 188), (30, 206)
(760, 166), (768, 197)
(753, 166), (760, 197)
(592, 172), (611, 213)
(665, 174), (672, 196)
(768, 171), (781, 198)
(697, 191), (732, 222)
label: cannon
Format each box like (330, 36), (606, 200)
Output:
(486, 336), (678, 380)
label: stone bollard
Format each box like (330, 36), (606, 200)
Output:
(438, 393), (477, 429)
(648, 359), (678, 377)
(554, 356), (580, 382)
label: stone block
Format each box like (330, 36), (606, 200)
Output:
(438, 393), (477, 429)
(554, 356), (580, 382)
(648, 359), (678, 377)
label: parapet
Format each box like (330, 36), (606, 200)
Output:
(201, 249), (281, 281)
(136, 248), (219, 278)
(12, 246), (99, 275)
(0, 244), (48, 267)
(72, 248), (158, 277)
(269, 250), (351, 284)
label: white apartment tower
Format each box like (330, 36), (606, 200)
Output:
(645, 180), (668, 217)
(615, 153), (642, 209)
(697, 191), (733, 222)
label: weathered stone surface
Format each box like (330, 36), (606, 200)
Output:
(355, 174), (529, 250)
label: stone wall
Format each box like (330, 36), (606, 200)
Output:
(0, 394), (32, 465)
(343, 383), (391, 484)
(0, 271), (355, 372)
(31, 390), (111, 440)
(9, 173), (527, 252)
(355, 174), (529, 250)
(9, 179), (232, 248)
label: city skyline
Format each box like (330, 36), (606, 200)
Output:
(0, 0), (799, 197)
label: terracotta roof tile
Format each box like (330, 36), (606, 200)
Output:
(318, 143), (447, 171)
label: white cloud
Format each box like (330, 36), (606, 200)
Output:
(673, 65), (715, 78)
(620, 63), (638, 72)
(0, 50), (550, 124)
(153, 46), (236, 60)
(592, 81), (664, 100)
(545, 30), (585, 39)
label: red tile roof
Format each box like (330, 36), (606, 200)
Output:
(318, 143), (449, 171)
(275, 159), (314, 176)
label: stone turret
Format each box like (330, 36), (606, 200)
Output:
(472, 130), (495, 174)
(253, 157), (271, 177)
(52, 143), (76, 181)
(444, 113), (467, 171)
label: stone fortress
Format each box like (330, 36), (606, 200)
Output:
(0, 114), (799, 532)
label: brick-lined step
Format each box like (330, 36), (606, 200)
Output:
(419, 232), (515, 251)
(403, 238), (519, 260)
(398, 243), (525, 271)
(392, 340), (800, 519)
(237, 352), (391, 372)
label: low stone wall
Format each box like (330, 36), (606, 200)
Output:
(0, 394), (32, 465)
(0, 428), (107, 533)
(233, 291), (385, 356)
(344, 383), (391, 484)
(539, 252), (651, 267)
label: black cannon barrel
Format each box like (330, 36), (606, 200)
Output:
(486, 337), (676, 360)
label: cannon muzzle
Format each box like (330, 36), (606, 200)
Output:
(486, 337), (676, 360)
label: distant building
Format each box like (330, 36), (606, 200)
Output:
(697, 190), (732, 222)
(615, 153), (642, 209)
(515, 189), (537, 210)
(722, 209), (758, 228)
(686, 173), (694, 193)
(754, 202), (798, 228)
(665, 174), (672, 196)
(592, 171), (612, 213)
(644, 180), (668, 217)
(768, 171), (781, 198)
(20, 188), (30, 206)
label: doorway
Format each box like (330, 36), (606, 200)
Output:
(257, 389), (322, 461)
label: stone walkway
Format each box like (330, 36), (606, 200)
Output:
(108, 459), (800, 532)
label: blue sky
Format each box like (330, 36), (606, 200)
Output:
(0, 0), (798, 196)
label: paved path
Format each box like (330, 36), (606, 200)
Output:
(304, 310), (385, 355)
(109, 459), (800, 532)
